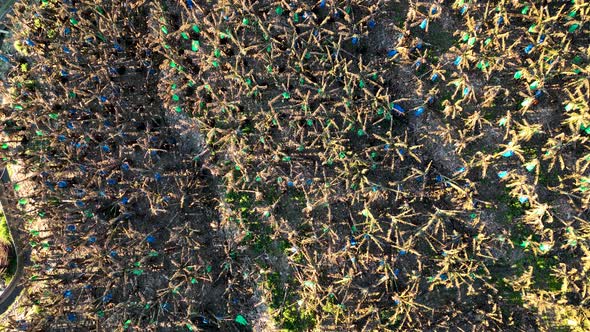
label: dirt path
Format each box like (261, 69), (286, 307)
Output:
(0, 0), (16, 22)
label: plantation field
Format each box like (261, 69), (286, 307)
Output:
(0, 0), (589, 331)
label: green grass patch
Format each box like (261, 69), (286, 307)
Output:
(264, 271), (315, 331)
(227, 189), (314, 329)
(0, 211), (17, 284)
(0, 212), (11, 244)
